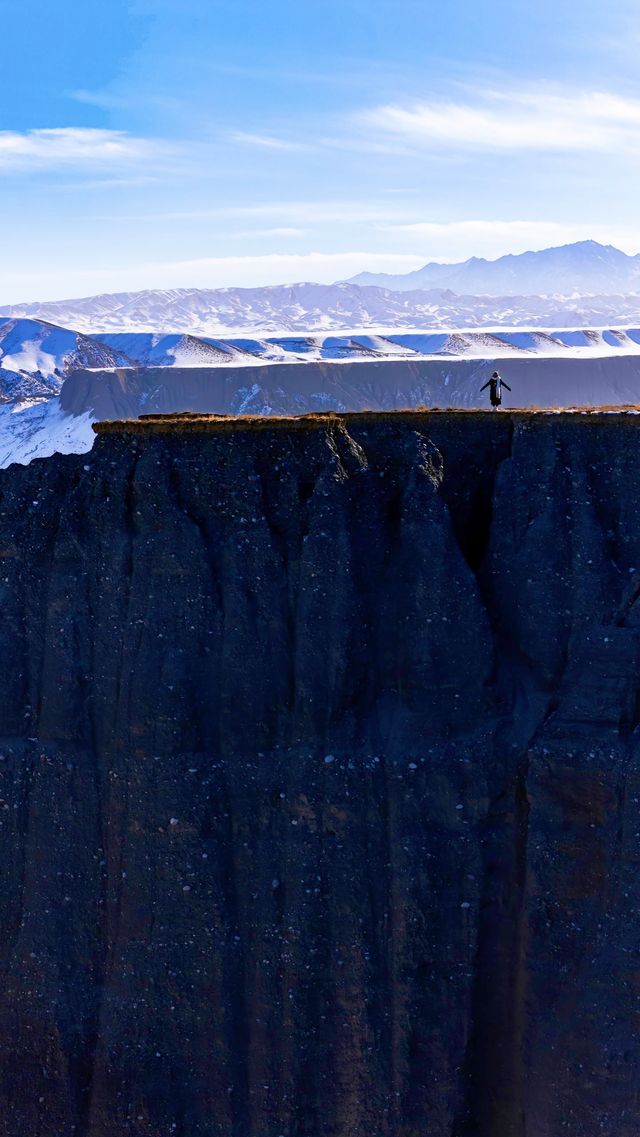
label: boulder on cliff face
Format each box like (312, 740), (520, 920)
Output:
(0, 410), (639, 1136)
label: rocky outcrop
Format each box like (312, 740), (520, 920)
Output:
(0, 410), (639, 1135)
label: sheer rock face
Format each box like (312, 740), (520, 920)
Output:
(0, 412), (639, 1136)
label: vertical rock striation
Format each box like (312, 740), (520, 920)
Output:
(0, 410), (639, 1135)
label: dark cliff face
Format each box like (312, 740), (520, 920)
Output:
(1, 411), (640, 1136)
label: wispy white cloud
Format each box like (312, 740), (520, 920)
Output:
(230, 128), (412, 158)
(380, 218), (640, 248)
(0, 252), (428, 303)
(69, 90), (133, 111)
(91, 200), (418, 224)
(360, 87), (640, 153)
(376, 218), (640, 260)
(69, 88), (188, 115)
(229, 226), (310, 238)
(229, 130), (305, 152)
(56, 175), (166, 192)
(0, 128), (166, 173)
(143, 251), (426, 287)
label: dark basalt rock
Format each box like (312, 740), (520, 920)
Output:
(0, 410), (639, 1136)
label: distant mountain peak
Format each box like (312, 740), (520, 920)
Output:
(348, 241), (640, 297)
(1, 244), (640, 338)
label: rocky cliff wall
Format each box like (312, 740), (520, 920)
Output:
(0, 411), (639, 1136)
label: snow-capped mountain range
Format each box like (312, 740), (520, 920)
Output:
(0, 284), (639, 337)
(349, 240), (640, 296)
(1, 244), (640, 336)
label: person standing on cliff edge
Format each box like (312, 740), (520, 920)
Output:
(480, 370), (511, 409)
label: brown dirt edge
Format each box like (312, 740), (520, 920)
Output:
(92, 406), (640, 435)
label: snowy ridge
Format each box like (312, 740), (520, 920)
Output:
(92, 326), (640, 365)
(5, 321), (640, 389)
(0, 318), (131, 399)
(349, 240), (640, 296)
(0, 399), (95, 469)
(2, 280), (640, 337)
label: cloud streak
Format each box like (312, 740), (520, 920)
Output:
(0, 252), (428, 303)
(376, 218), (640, 259)
(360, 88), (640, 153)
(144, 251), (426, 287)
(0, 128), (164, 173)
(229, 131), (306, 152)
(90, 200), (421, 225)
(228, 226), (311, 238)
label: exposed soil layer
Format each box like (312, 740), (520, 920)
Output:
(93, 405), (640, 433)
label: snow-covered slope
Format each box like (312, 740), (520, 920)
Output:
(0, 318), (134, 468)
(6, 316), (640, 469)
(0, 399), (95, 469)
(93, 326), (640, 364)
(0, 318), (131, 399)
(1, 280), (640, 336)
(349, 240), (640, 296)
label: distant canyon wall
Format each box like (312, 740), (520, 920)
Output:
(61, 354), (640, 421)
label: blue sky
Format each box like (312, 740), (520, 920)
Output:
(2, 0), (640, 302)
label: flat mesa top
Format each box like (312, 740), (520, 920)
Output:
(92, 407), (640, 435)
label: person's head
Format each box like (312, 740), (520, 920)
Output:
(492, 371), (500, 378)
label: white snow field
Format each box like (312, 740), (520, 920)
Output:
(0, 399), (95, 468)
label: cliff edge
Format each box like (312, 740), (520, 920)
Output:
(0, 410), (639, 1136)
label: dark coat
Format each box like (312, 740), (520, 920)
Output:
(480, 375), (511, 406)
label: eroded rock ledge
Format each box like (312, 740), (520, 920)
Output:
(0, 411), (639, 1136)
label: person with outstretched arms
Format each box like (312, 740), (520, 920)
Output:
(480, 370), (511, 408)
